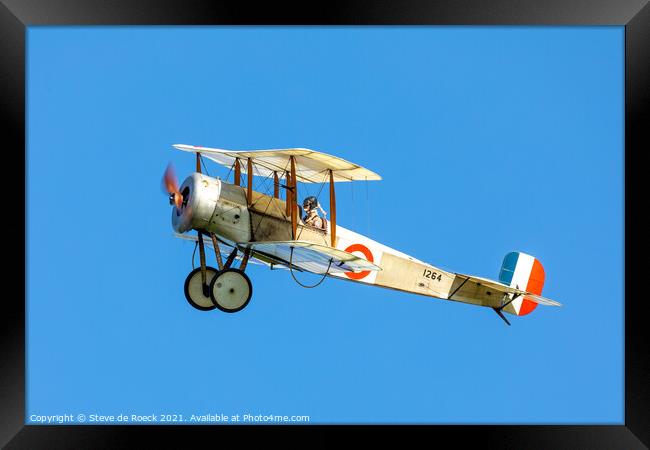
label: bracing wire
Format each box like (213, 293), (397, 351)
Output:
(315, 169), (328, 201)
(288, 246), (332, 288)
(252, 159), (291, 236)
(224, 162), (233, 183)
(200, 155), (210, 176)
(191, 241), (198, 269)
(250, 160), (275, 198)
(294, 170), (329, 241)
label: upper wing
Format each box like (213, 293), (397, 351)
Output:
(453, 273), (562, 307)
(173, 144), (381, 183)
(241, 241), (382, 275)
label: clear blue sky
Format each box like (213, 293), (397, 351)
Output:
(27, 26), (623, 424)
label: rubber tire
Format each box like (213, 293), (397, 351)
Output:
(209, 268), (253, 313)
(184, 266), (219, 311)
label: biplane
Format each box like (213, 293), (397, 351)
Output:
(163, 144), (561, 325)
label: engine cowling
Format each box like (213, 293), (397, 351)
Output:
(172, 173), (251, 243)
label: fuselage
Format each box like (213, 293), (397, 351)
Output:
(172, 172), (514, 313)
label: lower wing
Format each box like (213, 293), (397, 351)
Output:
(240, 241), (382, 275)
(174, 234), (381, 275)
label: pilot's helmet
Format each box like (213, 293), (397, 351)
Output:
(303, 196), (318, 211)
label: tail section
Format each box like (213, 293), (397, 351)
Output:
(498, 252), (545, 316)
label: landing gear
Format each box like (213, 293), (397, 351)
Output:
(210, 268), (253, 313)
(184, 266), (219, 311)
(184, 230), (253, 313)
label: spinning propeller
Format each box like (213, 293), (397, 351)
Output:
(162, 163), (183, 208)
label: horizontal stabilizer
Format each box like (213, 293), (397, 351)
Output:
(522, 294), (562, 307)
(453, 273), (561, 307)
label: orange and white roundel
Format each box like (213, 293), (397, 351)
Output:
(343, 243), (374, 280)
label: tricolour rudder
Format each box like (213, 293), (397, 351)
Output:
(498, 252), (545, 316)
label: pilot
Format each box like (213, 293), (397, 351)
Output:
(302, 196), (327, 230)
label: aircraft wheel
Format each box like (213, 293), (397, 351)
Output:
(210, 268), (252, 313)
(184, 266), (219, 311)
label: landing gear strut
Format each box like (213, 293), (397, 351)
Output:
(184, 230), (218, 310)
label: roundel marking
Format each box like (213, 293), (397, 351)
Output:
(343, 243), (374, 280)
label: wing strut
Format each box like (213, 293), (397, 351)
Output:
(329, 169), (336, 247)
(247, 157), (253, 205)
(273, 171), (279, 199)
(234, 158), (241, 186)
(290, 156), (298, 239)
(285, 171), (292, 217)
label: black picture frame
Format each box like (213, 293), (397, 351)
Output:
(3, 1), (647, 447)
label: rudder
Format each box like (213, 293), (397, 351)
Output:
(498, 252), (545, 316)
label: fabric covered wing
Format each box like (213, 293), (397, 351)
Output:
(242, 241), (382, 275)
(173, 144), (381, 183)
